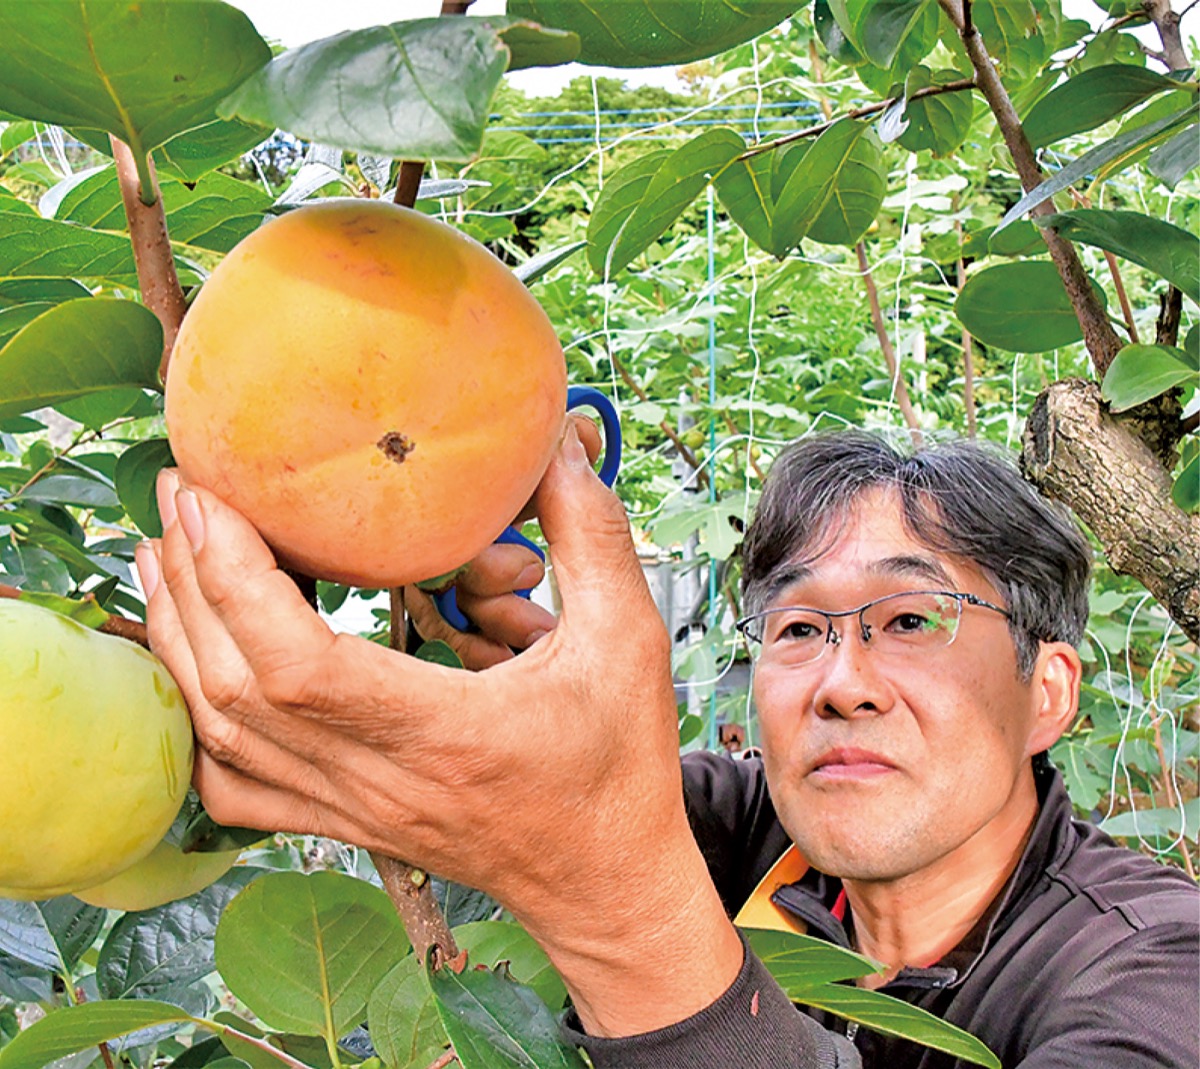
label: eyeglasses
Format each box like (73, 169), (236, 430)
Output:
(735, 590), (1012, 666)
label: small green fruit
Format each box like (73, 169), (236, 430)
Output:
(0, 600), (193, 900)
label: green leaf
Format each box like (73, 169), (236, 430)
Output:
(0, 279), (91, 310)
(1148, 122), (1199, 189)
(97, 868), (267, 1002)
(897, 67), (975, 156)
(155, 117), (273, 183)
(0, 544), (72, 596)
(973, 0), (1051, 87)
(508, 0), (803, 67)
(1173, 446), (1199, 512)
(220, 18), (534, 162)
(1037, 209), (1198, 303)
(0, 1000), (195, 1069)
(746, 928), (882, 987)
(799, 985), (1000, 1068)
(114, 438), (175, 539)
(0, 299), (162, 423)
(714, 151), (779, 255)
(429, 958), (587, 1069)
(214, 870), (409, 1038)
(368, 956), (449, 1069)
(0, 590), (110, 630)
(998, 102), (1199, 228)
(415, 639), (465, 669)
(1100, 344), (1198, 412)
(496, 20), (582, 71)
(515, 241), (586, 285)
(59, 168), (272, 255)
(55, 387), (148, 431)
(0, 1), (269, 163)
(0, 212), (137, 285)
(852, 0), (934, 69)
(0, 303), (53, 348)
(987, 219), (1044, 257)
(455, 922), (568, 1010)
(592, 129), (745, 276)
(1023, 65), (1183, 148)
(20, 473), (119, 509)
(773, 119), (885, 250)
(0, 897), (105, 974)
(180, 811), (269, 855)
(586, 149), (673, 273)
(955, 261), (1105, 353)
(0, 120), (34, 160)
(1101, 799), (1199, 840)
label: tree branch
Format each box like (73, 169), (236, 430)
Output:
(1143, 0), (1190, 71)
(938, 0), (1125, 378)
(740, 77), (976, 158)
(856, 242), (923, 445)
(609, 351), (707, 485)
(1156, 285), (1183, 348)
(111, 137), (190, 383)
(394, 161), (425, 207)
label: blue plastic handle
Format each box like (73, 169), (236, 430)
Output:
(433, 387), (621, 633)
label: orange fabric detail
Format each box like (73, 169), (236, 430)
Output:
(733, 845), (811, 935)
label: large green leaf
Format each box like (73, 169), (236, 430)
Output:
(1100, 344), (1198, 412)
(0, 1000), (195, 1069)
(800, 985), (1000, 1068)
(0, 213), (136, 285)
(998, 102), (1199, 228)
(369, 956), (450, 1069)
(973, 0), (1053, 87)
(955, 261), (1105, 353)
(1148, 123), (1200, 189)
(587, 130), (744, 276)
(1036, 209), (1199, 303)
(1023, 65), (1184, 148)
(155, 117), (272, 183)
(1173, 445), (1199, 512)
(0, 279), (91, 310)
(0, 299), (162, 422)
(508, 1), (802, 67)
(220, 18), (573, 161)
(0, 2), (269, 164)
(773, 119), (885, 250)
(114, 438), (175, 539)
(586, 149), (673, 273)
(58, 168), (271, 255)
(897, 66), (975, 156)
(429, 958), (586, 1069)
(213, 871), (409, 1039)
(746, 928), (881, 988)
(0, 897), (105, 974)
(714, 151), (778, 254)
(832, 0), (935, 69)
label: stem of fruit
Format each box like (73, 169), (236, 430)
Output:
(111, 136), (190, 382)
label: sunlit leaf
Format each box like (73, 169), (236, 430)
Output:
(1100, 343), (1197, 412)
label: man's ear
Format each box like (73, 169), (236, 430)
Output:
(1025, 641), (1083, 757)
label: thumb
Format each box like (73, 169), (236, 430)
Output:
(536, 421), (653, 629)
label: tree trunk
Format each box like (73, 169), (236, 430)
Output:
(1021, 380), (1199, 643)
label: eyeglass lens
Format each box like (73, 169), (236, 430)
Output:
(749, 592), (964, 664)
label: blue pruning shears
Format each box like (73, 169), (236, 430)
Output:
(434, 385), (622, 632)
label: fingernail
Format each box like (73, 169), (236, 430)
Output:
(515, 561), (544, 590)
(562, 421), (588, 470)
(156, 469), (179, 529)
(177, 489), (206, 553)
(135, 541), (160, 600)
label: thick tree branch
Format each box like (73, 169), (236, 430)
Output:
(372, 853), (461, 967)
(1022, 380), (1199, 643)
(1144, 0), (1190, 71)
(111, 137), (189, 382)
(938, 1), (1125, 378)
(856, 243), (923, 445)
(1156, 285), (1183, 348)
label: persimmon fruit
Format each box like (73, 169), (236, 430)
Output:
(0, 600), (193, 900)
(74, 838), (242, 911)
(165, 200), (568, 587)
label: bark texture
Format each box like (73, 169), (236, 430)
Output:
(1022, 380), (1199, 644)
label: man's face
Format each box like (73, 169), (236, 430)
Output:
(753, 490), (1047, 883)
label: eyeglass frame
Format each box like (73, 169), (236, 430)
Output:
(734, 589), (1014, 662)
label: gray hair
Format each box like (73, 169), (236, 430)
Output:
(740, 429), (1093, 679)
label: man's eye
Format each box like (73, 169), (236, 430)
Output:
(886, 612), (930, 634)
(778, 619), (821, 641)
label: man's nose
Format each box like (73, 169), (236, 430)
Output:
(811, 622), (893, 720)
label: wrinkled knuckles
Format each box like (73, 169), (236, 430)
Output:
(196, 715), (253, 771)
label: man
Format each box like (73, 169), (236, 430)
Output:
(139, 426), (1198, 1067)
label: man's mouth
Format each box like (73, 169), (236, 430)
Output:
(811, 748), (897, 779)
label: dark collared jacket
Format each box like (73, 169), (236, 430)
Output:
(568, 753), (1198, 1068)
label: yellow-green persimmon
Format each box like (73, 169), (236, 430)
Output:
(0, 600), (193, 900)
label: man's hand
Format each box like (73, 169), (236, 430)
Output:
(137, 421), (743, 1038)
